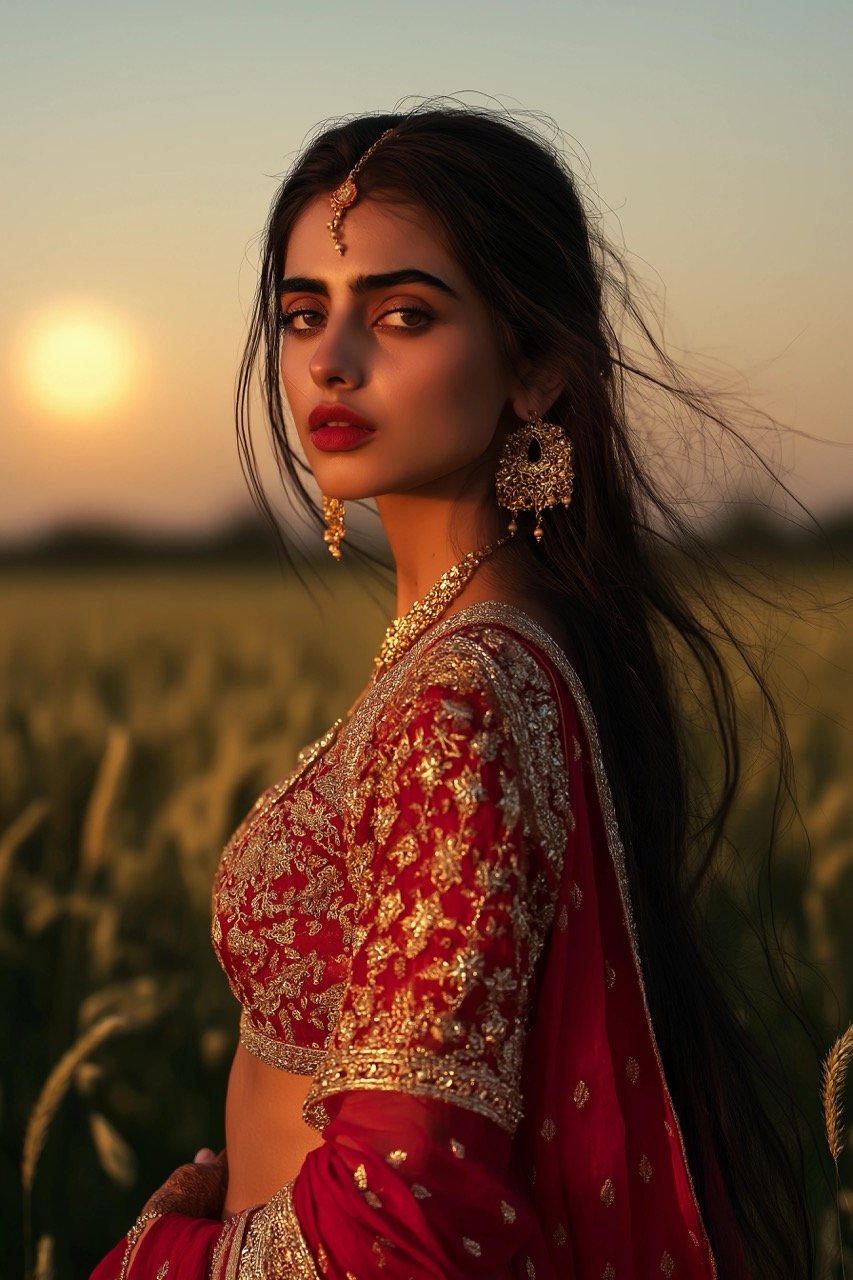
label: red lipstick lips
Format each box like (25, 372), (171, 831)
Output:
(308, 404), (375, 452)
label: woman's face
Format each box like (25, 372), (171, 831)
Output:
(278, 194), (525, 506)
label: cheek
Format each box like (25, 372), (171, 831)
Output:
(401, 334), (508, 436)
(279, 345), (309, 412)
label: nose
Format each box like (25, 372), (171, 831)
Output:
(309, 319), (365, 391)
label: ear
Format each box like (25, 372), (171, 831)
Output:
(509, 365), (567, 421)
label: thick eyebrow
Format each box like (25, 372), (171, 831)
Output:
(278, 268), (460, 299)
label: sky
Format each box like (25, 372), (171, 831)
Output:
(1, 0), (851, 539)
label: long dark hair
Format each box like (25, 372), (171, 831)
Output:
(237, 104), (815, 1275)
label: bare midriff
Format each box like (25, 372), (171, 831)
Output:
(223, 1043), (324, 1217)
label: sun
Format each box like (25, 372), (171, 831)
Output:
(17, 302), (141, 422)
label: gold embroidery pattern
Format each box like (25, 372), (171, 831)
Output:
(211, 1218), (235, 1279)
(239, 1181), (320, 1278)
(303, 626), (570, 1134)
(573, 1080), (590, 1108)
(239, 1013), (325, 1074)
(639, 1154), (653, 1183)
(212, 718), (357, 1071)
(225, 1214), (251, 1280)
(600, 1178), (615, 1207)
(660, 1251), (675, 1276)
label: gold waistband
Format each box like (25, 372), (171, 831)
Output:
(239, 1010), (326, 1075)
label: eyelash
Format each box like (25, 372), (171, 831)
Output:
(278, 305), (433, 335)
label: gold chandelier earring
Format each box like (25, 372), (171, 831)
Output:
(322, 496), (346, 560)
(495, 411), (574, 541)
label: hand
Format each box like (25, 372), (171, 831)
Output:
(140, 1147), (228, 1221)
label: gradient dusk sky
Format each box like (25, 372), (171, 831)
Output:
(2, 0), (850, 538)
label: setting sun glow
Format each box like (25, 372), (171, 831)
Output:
(17, 303), (141, 422)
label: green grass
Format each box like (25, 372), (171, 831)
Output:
(0, 565), (849, 1277)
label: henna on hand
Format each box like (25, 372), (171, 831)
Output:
(140, 1151), (228, 1220)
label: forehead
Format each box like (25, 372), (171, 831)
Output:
(282, 194), (461, 280)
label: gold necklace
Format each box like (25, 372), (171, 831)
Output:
(372, 537), (509, 682)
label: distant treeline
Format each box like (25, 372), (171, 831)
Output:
(0, 515), (284, 568)
(1, 506), (852, 568)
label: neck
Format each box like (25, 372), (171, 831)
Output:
(376, 490), (504, 615)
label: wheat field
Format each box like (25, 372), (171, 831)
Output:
(0, 564), (850, 1277)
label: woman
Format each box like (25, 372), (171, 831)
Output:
(92, 107), (813, 1278)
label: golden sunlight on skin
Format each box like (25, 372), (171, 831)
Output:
(15, 302), (141, 422)
(224, 1045), (323, 1215)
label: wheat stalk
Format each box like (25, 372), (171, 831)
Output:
(79, 725), (130, 877)
(0, 799), (49, 899)
(822, 1023), (853, 1164)
(33, 1235), (54, 1280)
(22, 1014), (128, 1196)
(89, 1111), (137, 1187)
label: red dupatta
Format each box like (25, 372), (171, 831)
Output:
(91, 603), (747, 1279)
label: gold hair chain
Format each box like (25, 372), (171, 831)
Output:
(327, 128), (396, 254)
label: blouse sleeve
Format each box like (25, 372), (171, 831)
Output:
(238, 631), (572, 1278)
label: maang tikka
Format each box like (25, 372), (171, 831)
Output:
(322, 496), (346, 560)
(495, 411), (574, 541)
(320, 129), (396, 556)
(327, 127), (397, 255)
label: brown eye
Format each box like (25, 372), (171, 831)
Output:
(376, 306), (432, 330)
(279, 307), (325, 333)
